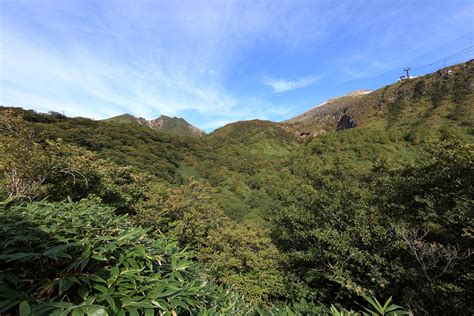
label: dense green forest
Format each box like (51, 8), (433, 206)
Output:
(0, 61), (473, 315)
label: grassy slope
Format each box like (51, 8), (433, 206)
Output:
(103, 113), (139, 125)
(285, 61), (473, 193)
(285, 60), (474, 139)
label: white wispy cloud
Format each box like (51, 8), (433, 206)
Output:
(339, 57), (391, 81)
(0, 1), (310, 130)
(263, 75), (321, 93)
(1, 22), (241, 121)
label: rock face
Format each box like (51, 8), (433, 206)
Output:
(336, 114), (357, 131)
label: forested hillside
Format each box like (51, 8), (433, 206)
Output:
(0, 61), (472, 315)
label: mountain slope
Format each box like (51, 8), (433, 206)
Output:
(105, 114), (205, 137)
(181, 119), (299, 223)
(285, 60), (474, 137)
(0, 107), (201, 182)
(210, 119), (298, 148)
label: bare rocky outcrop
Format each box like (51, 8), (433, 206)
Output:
(336, 113), (357, 131)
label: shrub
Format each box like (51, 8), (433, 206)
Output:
(135, 180), (295, 304)
(0, 110), (150, 214)
(0, 199), (216, 315)
(0, 110), (52, 199)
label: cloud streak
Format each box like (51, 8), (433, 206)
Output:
(263, 75), (321, 93)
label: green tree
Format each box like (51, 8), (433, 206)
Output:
(136, 180), (297, 303)
(273, 137), (473, 314)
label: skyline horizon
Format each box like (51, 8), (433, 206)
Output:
(2, 57), (472, 132)
(1, 0), (473, 132)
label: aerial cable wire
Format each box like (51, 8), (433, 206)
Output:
(411, 45), (474, 71)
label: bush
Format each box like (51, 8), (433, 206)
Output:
(0, 110), (52, 199)
(0, 110), (150, 214)
(0, 199), (221, 315)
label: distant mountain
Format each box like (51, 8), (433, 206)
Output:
(284, 60), (473, 137)
(105, 114), (205, 137)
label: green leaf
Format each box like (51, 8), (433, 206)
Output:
(127, 258), (139, 269)
(0, 286), (22, 299)
(42, 244), (75, 259)
(126, 307), (139, 316)
(92, 284), (108, 294)
(19, 301), (30, 316)
(110, 267), (120, 277)
(156, 288), (181, 298)
(385, 304), (407, 313)
(91, 255), (107, 261)
(117, 231), (138, 242)
(175, 261), (191, 271)
(144, 309), (154, 316)
(382, 296), (393, 311)
(148, 282), (168, 299)
(82, 305), (108, 316)
(0, 252), (37, 262)
(285, 305), (295, 316)
(106, 297), (117, 312)
(71, 308), (85, 316)
(126, 301), (155, 308)
(78, 287), (89, 300)
(175, 300), (189, 311)
(135, 245), (146, 256)
(59, 278), (74, 295)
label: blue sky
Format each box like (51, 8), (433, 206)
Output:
(1, 0), (473, 131)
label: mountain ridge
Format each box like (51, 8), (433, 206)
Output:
(105, 113), (205, 137)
